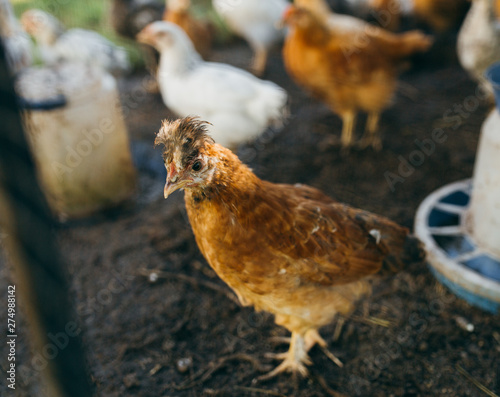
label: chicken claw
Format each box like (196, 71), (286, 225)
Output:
(304, 329), (327, 351)
(257, 332), (311, 381)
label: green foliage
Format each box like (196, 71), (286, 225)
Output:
(12, 0), (144, 68)
(11, 0), (238, 68)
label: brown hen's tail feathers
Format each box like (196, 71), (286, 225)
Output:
(381, 233), (426, 275)
(348, 207), (426, 275)
(377, 30), (433, 60)
(394, 30), (434, 58)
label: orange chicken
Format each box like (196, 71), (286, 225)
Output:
(282, 6), (433, 150)
(155, 116), (425, 378)
(163, 0), (213, 59)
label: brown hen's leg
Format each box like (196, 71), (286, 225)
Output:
(360, 111), (382, 150)
(304, 329), (327, 350)
(305, 329), (343, 367)
(257, 332), (311, 381)
(340, 111), (356, 148)
(251, 47), (267, 77)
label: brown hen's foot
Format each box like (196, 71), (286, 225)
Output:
(304, 329), (327, 351)
(267, 336), (291, 345)
(359, 112), (382, 151)
(257, 332), (311, 381)
(305, 329), (344, 367)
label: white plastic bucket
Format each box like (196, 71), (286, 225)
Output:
(16, 62), (136, 218)
(468, 108), (500, 257)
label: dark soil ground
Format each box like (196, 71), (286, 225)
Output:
(2, 16), (500, 397)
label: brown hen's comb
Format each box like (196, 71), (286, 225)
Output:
(155, 116), (214, 165)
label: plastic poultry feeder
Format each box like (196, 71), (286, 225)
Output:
(415, 62), (500, 314)
(485, 63), (500, 110)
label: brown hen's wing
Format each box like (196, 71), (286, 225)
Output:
(325, 36), (398, 86)
(274, 182), (337, 204)
(263, 182), (423, 287)
(261, 182), (391, 287)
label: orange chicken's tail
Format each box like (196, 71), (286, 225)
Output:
(396, 30), (434, 57)
(379, 30), (434, 60)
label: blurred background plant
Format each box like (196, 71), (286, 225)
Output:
(10, 0), (228, 69)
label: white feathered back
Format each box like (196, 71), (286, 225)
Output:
(141, 21), (288, 150)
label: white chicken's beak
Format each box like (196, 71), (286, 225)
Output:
(164, 163), (191, 199)
(136, 27), (155, 46)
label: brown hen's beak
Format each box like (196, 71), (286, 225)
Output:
(20, 15), (35, 34)
(164, 163), (190, 199)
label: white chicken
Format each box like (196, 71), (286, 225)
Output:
(457, 0), (500, 98)
(137, 21), (288, 150)
(0, 0), (32, 74)
(20, 9), (130, 76)
(212, 0), (288, 76)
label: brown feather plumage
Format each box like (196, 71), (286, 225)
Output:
(282, 6), (433, 149)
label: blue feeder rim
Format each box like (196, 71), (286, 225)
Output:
(414, 179), (500, 314)
(485, 62), (500, 109)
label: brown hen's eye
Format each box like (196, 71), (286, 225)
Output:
(192, 161), (202, 171)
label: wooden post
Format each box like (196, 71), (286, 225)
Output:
(0, 41), (94, 396)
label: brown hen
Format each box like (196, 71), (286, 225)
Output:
(155, 117), (425, 378)
(282, 6), (433, 150)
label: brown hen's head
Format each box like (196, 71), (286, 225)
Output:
(282, 5), (319, 30)
(155, 117), (218, 198)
